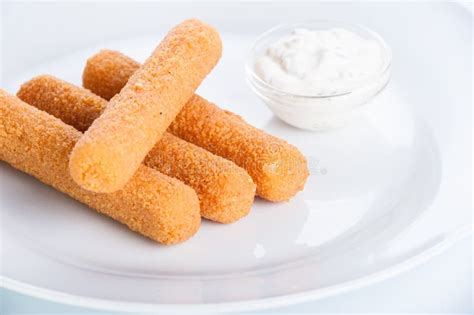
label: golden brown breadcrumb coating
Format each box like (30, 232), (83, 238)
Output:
(170, 96), (309, 202)
(82, 50), (309, 201)
(70, 19), (222, 193)
(17, 75), (256, 223)
(0, 89), (200, 244)
(83, 49), (140, 101)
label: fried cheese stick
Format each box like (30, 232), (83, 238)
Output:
(0, 90), (200, 244)
(83, 50), (309, 201)
(17, 75), (256, 223)
(70, 19), (222, 193)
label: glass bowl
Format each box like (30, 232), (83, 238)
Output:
(245, 20), (392, 131)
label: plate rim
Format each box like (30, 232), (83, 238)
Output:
(2, 225), (471, 312)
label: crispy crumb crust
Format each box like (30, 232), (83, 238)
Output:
(0, 90), (200, 244)
(18, 76), (256, 223)
(171, 96), (309, 202)
(82, 50), (309, 201)
(70, 19), (222, 193)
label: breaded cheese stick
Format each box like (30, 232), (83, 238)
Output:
(0, 90), (200, 244)
(18, 76), (256, 223)
(82, 50), (309, 201)
(70, 19), (222, 193)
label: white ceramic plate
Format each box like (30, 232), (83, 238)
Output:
(1, 2), (471, 312)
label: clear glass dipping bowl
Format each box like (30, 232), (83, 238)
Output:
(245, 20), (392, 131)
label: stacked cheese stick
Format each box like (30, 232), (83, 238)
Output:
(1, 19), (309, 245)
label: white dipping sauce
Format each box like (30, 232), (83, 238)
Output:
(255, 28), (387, 96)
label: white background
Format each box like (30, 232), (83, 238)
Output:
(1, 1), (472, 313)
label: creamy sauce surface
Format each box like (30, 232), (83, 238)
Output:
(255, 28), (387, 96)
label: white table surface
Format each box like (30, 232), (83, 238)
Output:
(1, 236), (471, 314)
